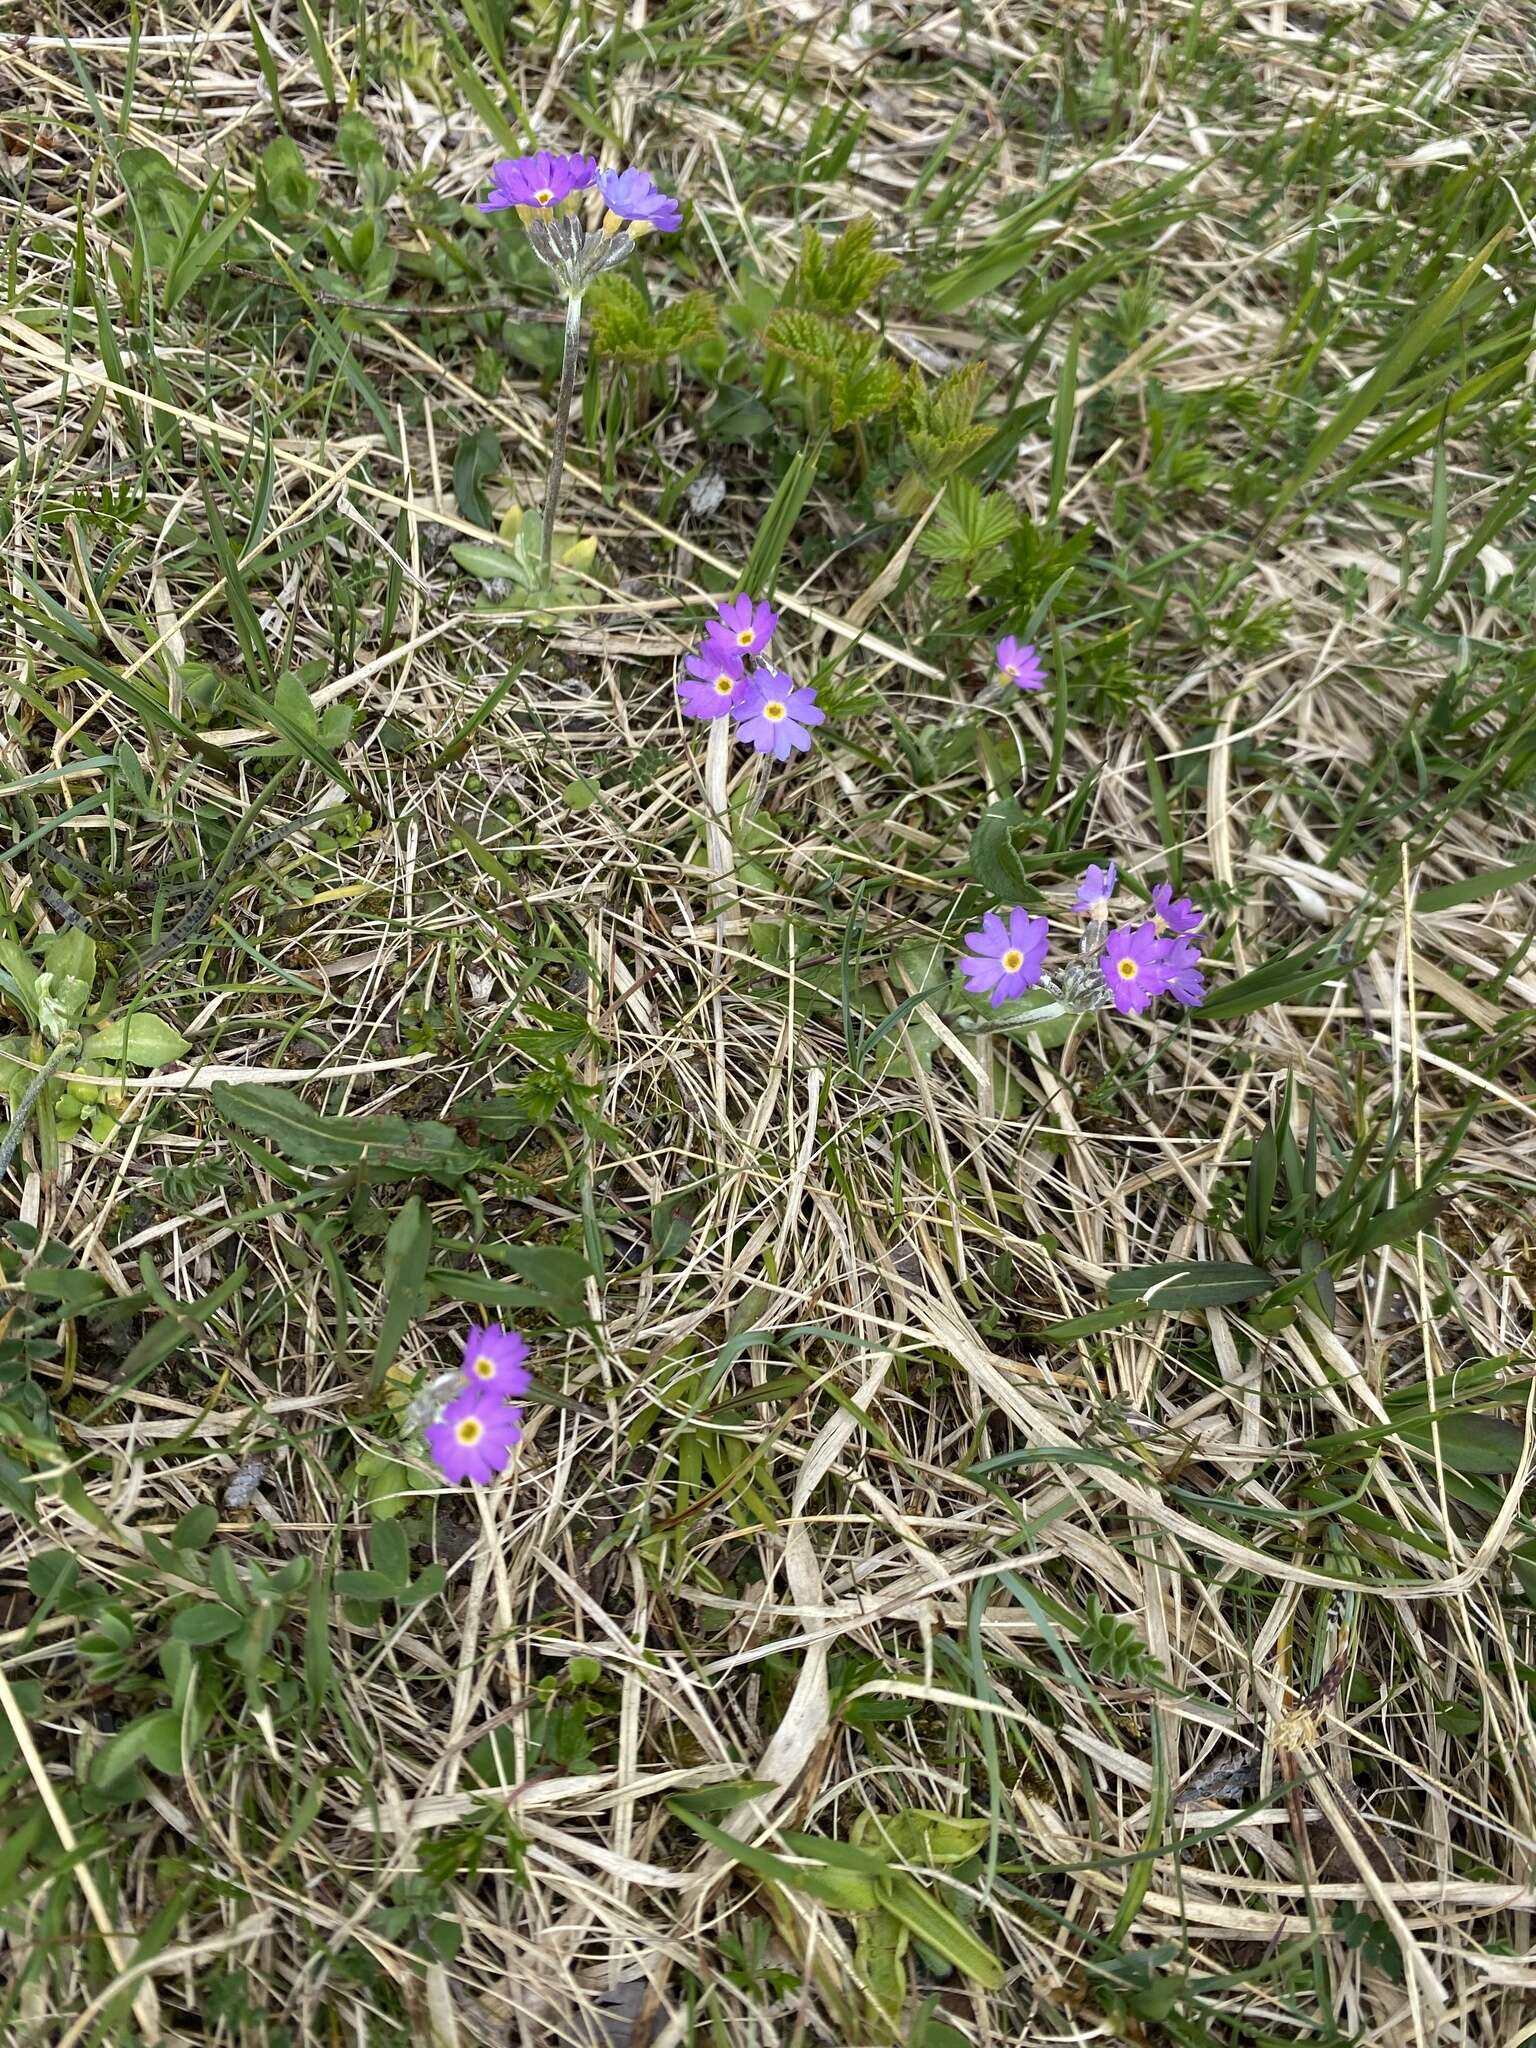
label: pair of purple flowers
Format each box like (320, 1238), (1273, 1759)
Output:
(480, 149), (681, 234)
(423, 1324), (531, 1485)
(962, 863), (1208, 1016)
(679, 594), (826, 762)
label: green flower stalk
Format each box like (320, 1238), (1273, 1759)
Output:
(478, 152), (682, 581)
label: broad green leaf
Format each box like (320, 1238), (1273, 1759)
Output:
(875, 1871), (1003, 1989)
(43, 928), (96, 988)
(212, 1082), (477, 1183)
(1396, 1412), (1525, 1474)
(83, 1014), (190, 1069)
(1105, 1260), (1274, 1310)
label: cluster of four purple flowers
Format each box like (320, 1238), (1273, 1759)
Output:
(679, 595), (826, 760)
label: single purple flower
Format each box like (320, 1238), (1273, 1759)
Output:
(424, 1382), (523, 1486)
(679, 639), (747, 720)
(597, 165), (682, 235)
(960, 907), (1050, 1007)
(480, 150), (597, 214)
(1072, 861), (1118, 921)
(995, 635), (1044, 690)
(734, 668), (824, 762)
(715, 593), (778, 655)
(461, 1323), (532, 1396)
(1159, 934), (1206, 1008)
(1101, 922), (1175, 1016)
(1151, 883), (1204, 936)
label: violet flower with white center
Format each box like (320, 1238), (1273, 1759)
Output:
(995, 635), (1044, 690)
(1151, 883), (1204, 936)
(734, 667), (824, 761)
(960, 908), (1050, 1007)
(1072, 861), (1118, 922)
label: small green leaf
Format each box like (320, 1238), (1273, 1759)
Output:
(83, 1014), (190, 1069)
(369, 1519), (411, 1590)
(968, 812), (1030, 901)
(372, 1197), (433, 1384)
(172, 1504), (219, 1550)
(170, 1603), (243, 1645)
(453, 426), (500, 529)
(450, 542), (526, 583)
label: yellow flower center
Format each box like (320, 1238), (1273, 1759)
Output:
(1117, 957), (1139, 980)
(472, 1355), (496, 1379)
(454, 1417), (485, 1446)
(535, 187), (554, 206)
(762, 700), (786, 722)
(735, 628), (755, 647)
(714, 675), (735, 695)
(1001, 949), (1024, 973)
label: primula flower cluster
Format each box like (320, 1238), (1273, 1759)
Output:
(479, 149), (681, 295)
(421, 1324), (531, 1486)
(960, 864), (1208, 1018)
(679, 594), (826, 763)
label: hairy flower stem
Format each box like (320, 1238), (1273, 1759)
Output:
(540, 293), (585, 583)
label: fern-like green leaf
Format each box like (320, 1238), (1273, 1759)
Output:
(798, 213), (899, 315)
(765, 307), (848, 374)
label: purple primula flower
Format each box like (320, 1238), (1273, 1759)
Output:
(597, 165), (682, 234)
(680, 639), (747, 720)
(461, 1323), (532, 1397)
(734, 668), (824, 762)
(995, 635), (1044, 690)
(715, 593), (778, 655)
(1072, 861), (1118, 921)
(1159, 934), (1206, 1008)
(1101, 922), (1175, 1016)
(424, 1382), (523, 1486)
(481, 150), (597, 213)
(1151, 883), (1204, 936)
(961, 907), (1050, 1007)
